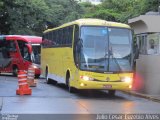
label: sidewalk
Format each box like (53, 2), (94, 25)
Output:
(123, 90), (160, 103)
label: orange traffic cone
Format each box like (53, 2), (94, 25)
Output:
(16, 70), (32, 95)
(27, 65), (37, 87)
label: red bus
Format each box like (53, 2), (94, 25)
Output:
(0, 35), (42, 78)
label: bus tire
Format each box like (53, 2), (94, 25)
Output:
(108, 90), (116, 96)
(45, 67), (51, 84)
(13, 66), (18, 77)
(66, 73), (76, 93)
(35, 74), (40, 78)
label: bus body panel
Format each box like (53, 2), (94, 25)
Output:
(41, 47), (76, 84)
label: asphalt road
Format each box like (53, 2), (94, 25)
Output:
(0, 75), (160, 120)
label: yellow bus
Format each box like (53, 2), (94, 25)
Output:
(41, 19), (136, 95)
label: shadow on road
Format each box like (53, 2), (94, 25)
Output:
(0, 73), (14, 77)
(47, 81), (126, 100)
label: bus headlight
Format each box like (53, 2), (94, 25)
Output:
(121, 77), (132, 83)
(80, 76), (94, 81)
(33, 65), (38, 69)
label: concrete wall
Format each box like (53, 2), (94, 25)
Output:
(136, 55), (160, 95)
(129, 21), (148, 34)
(128, 15), (160, 34)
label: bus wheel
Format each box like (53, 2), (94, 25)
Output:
(67, 75), (76, 93)
(13, 66), (18, 77)
(35, 74), (40, 78)
(45, 68), (51, 84)
(108, 90), (116, 96)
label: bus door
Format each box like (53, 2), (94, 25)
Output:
(17, 40), (32, 70)
(31, 44), (41, 64)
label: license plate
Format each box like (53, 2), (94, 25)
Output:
(103, 85), (112, 89)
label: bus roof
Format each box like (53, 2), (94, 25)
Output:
(44, 18), (131, 33)
(1, 35), (42, 44)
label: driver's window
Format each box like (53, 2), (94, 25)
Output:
(23, 46), (30, 61)
(17, 41), (30, 61)
(8, 41), (16, 52)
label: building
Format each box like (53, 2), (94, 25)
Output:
(76, 0), (102, 5)
(128, 9), (160, 95)
(128, 11), (160, 55)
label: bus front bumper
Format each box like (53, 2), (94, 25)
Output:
(76, 80), (132, 91)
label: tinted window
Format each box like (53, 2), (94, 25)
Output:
(42, 25), (74, 48)
(0, 38), (11, 68)
(68, 26), (73, 45)
(17, 41), (31, 61)
(8, 41), (16, 52)
(0, 39), (10, 59)
(42, 32), (53, 48)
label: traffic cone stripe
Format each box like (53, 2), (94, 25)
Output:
(19, 83), (28, 85)
(28, 73), (35, 76)
(28, 70), (34, 72)
(18, 74), (27, 77)
(18, 79), (27, 81)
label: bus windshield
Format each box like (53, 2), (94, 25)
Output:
(79, 26), (132, 72)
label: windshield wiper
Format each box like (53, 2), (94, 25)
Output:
(109, 46), (122, 71)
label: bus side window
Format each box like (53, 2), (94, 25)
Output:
(68, 26), (73, 45)
(17, 41), (27, 58)
(48, 32), (52, 46)
(65, 27), (68, 45)
(8, 40), (16, 52)
(52, 31), (56, 46)
(64, 27), (67, 45)
(56, 30), (60, 46)
(74, 25), (79, 44)
(62, 28), (66, 45)
(43, 33), (52, 48)
(60, 29), (64, 45)
(42, 34), (46, 48)
(0, 40), (10, 59)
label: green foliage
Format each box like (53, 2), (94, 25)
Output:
(84, 9), (120, 22)
(0, 0), (83, 35)
(7, 0), (49, 35)
(82, 0), (160, 23)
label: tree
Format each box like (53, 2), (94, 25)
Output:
(6, 0), (50, 35)
(82, 0), (160, 23)
(45, 0), (84, 26)
(0, 0), (10, 34)
(0, 0), (84, 35)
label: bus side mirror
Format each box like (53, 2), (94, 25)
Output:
(26, 44), (32, 54)
(134, 44), (139, 59)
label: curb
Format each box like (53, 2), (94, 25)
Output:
(123, 91), (160, 103)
